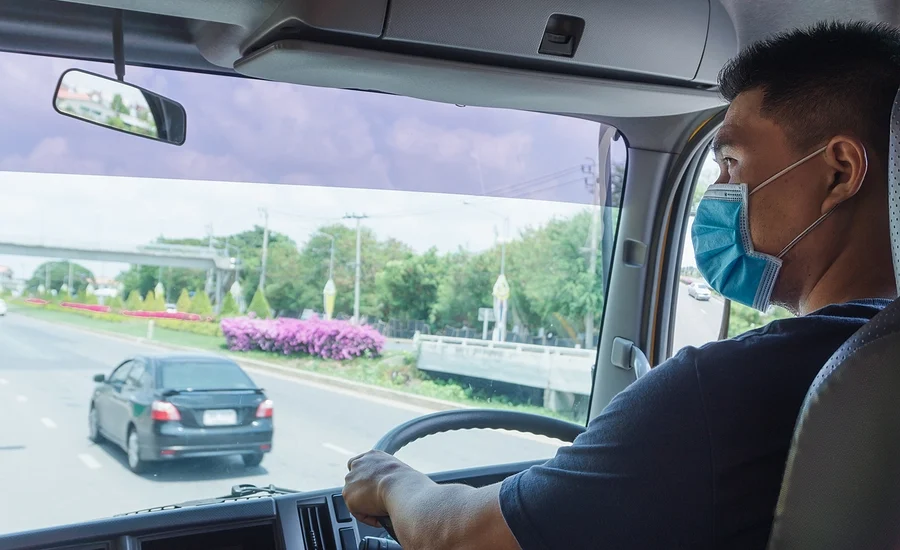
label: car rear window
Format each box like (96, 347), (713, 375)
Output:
(160, 361), (256, 390)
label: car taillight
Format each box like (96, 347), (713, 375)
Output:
(256, 399), (273, 418)
(151, 400), (181, 421)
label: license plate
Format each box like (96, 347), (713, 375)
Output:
(203, 409), (237, 426)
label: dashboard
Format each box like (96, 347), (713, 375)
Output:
(0, 460), (541, 550)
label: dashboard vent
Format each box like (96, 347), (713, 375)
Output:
(298, 501), (337, 550)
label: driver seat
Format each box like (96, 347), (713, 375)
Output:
(765, 89), (900, 549)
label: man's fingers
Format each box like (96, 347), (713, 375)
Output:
(351, 512), (382, 528)
(347, 451), (368, 471)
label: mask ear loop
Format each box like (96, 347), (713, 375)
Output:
(775, 144), (868, 259)
(777, 205), (838, 258)
(749, 146), (828, 196)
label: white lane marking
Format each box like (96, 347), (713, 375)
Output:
(78, 454), (102, 469)
(15, 395), (27, 402)
(0, 378), (8, 385)
(323, 443), (356, 457)
(41, 418), (57, 429)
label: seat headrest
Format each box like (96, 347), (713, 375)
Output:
(766, 85), (900, 550)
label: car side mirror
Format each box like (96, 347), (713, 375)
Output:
(53, 69), (186, 145)
(93, 374), (106, 383)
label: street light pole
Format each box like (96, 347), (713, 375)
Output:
(258, 208), (269, 291)
(343, 214), (367, 324)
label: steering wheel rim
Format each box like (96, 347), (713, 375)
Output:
(373, 408), (586, 455)
(370, 409), (584, 544)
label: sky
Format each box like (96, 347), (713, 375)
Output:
(0, 50), (635, 282)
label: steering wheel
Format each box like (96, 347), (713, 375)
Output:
(370, 409), (586, 544)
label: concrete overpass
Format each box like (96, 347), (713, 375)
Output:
(0, 241), (236, 271)
(0, 241), (237, 312)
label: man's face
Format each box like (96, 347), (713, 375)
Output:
(712, 89), (834, 307)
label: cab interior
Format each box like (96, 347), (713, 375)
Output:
(0, 0), (898, 549)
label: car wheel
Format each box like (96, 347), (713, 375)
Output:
(127, 428), (146, 474)
(242, 453), (264, 468)
(88, 406), (104, 443)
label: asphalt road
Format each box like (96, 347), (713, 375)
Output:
(0, 290), (722, 535)
(0, 314), (563, 535)
(672, 283), (725, 353)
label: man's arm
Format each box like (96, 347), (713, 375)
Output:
(343, 451), (520, 550)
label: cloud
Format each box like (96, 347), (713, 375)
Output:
(388, 117), (532, 174)
(0, 137), (105, 174)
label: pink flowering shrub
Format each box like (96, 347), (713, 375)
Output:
(221, 317), (384, 360)
(25, 298), (49, 305)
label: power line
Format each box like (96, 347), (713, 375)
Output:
(506, 175), (591, 200)
(484, 165), (583, 197)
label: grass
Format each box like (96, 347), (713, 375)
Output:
(9, 301), (574, 421)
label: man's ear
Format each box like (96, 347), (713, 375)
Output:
(821, 135), (868, 214)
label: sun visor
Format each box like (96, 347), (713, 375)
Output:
(234, 40), (725, 118)
(235, 0), (737, 97)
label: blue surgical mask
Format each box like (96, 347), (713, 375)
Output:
(691, 146), (832, 311)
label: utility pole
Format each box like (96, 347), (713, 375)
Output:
(258, 207), (269, 291)
(343, 214), (368, 324)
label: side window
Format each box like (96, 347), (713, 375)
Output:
(108, 361), (133, 384)
(672, 149), (795, 355)
(126, 362), (146, 387)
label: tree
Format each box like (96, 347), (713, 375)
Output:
(111, 93), (129, 115)
(248, 288), (271, 319)
(125, 290), (144, 310)
(27, 261), (94, 294)
(221, 292), (239, 316)
(176, 288), (192, 312)
(190, 291), (213, 315)
(375, 248), (443, 320)
(430, 249), (495, 328)
(144, 290), (165, 312)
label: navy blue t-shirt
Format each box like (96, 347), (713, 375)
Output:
(499, 299), (890, 549)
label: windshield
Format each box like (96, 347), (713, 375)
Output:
(0, 51), (626, 533)
(160, 361), (256, 390)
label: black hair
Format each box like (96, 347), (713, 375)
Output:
(719, 21), (900, 159)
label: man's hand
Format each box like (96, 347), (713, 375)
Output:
(343, 450), (424, 527)
(342, 451), (520, 550)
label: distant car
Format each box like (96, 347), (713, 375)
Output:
(0, 298), (6, 316)
(89, 354), (273, 473)
(687, 282), (711, 301)
(165, 303), (177, 313)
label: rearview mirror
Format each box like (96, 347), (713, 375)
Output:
(93, 374), (106, 383)
(54, 69), (186, 146)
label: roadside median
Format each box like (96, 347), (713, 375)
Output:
(6, 301), (561, 419)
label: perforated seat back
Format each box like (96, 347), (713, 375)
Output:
(765, 87), (900, 550)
